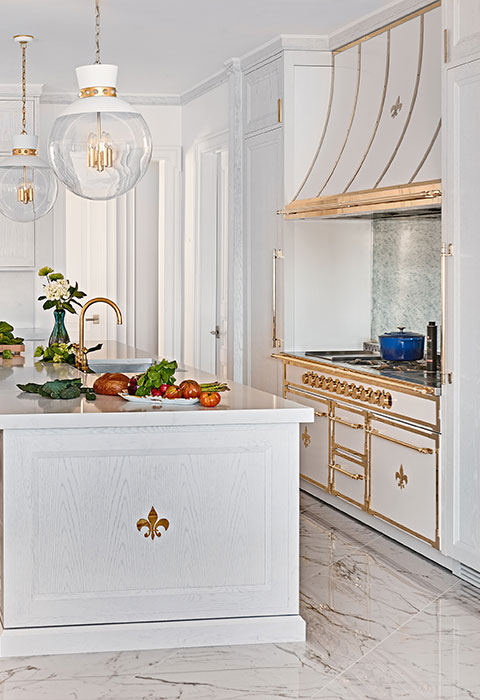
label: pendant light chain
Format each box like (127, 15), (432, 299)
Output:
(20, 41), (27, 134)
(95, 0), (101, 64)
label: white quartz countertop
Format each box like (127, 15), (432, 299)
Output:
(0, 342), (313, 429)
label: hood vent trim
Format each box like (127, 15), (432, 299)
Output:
(283, 1), (441, 220)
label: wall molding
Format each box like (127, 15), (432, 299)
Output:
(181, 68), (230, 105)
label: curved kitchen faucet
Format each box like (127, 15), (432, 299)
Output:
(74, 297), (123, 372)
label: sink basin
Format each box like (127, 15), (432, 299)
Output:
(88, 358), (155, 374)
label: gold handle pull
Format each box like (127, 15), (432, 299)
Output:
(368, 428), (434, 455)
(272, 249), (284, 348)
(314, 410), (328, 418)
(333, 416), (364, 430)
(137, 507), (170, 540)
(333, 464), (364, 481)
(277, 97), (282, 123)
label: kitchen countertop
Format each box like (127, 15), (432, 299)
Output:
(276, 351), (442, 395)
(0, 341), (313, 429)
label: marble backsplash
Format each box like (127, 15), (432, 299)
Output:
(371, 214), (441, 342)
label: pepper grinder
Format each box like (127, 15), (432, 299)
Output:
(426, 321), (438, 373)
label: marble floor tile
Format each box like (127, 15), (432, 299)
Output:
(300, 515), (371, 581)
(300, 492), (380, 548)
(300, 490), (324, 515)
(312, 581), (480, 700)
(300, 535), (458, 677)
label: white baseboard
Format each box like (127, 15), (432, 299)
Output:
(0, 615), (306, 658)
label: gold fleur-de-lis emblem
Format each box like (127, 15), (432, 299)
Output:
(137, 506), (170, 540)
(391, 95), (402, 118)
(395, 464), (408, 489)
(302, 426), (311, 448)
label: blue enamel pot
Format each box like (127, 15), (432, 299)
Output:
(378, 327), (425, 362)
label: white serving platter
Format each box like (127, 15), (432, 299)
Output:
(118, 391), (200, 406)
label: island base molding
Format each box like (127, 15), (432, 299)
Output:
(0, 615), (306, 658)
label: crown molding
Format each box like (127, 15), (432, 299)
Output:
(0, 83), (44, 99)
(239, 34), (329, 72)
(180, 68), (230, 105)
(328, 0), (438, 51)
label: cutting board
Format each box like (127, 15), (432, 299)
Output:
(0, 344), (25, 355)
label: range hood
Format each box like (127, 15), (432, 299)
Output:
(283, 2), (441, 220)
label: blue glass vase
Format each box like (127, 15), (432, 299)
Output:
(48, 309), (70, 346)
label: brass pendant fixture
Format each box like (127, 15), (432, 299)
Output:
(0, 35), (58, 222)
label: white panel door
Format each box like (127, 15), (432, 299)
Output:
(3, 424), (299, 628)
(245, 128), (284, 394)
(444, 0), (480, 65)
(443, 58), (480, 570)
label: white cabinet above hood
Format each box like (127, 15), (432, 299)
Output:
(283, 2), (441, 219)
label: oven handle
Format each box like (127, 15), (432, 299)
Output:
(332, 463), (364, 481)
(368, 427), (434, 454)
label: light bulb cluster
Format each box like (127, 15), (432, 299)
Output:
(0, 0), (152, 221)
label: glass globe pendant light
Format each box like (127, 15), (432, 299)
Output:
(48, 0), (152, 200)
(0, 35), (58, 223)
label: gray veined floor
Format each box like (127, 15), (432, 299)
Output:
(2, 491), (480, 700)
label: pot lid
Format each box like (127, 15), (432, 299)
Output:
(379, 326), (424, 338)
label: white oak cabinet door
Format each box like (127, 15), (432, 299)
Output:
(444, 0), (480, 65)
(443, 57), (480, 570)
(245, 128), (284, 394)
(286, 390), (329, 491)
(244, 58), (283, 136)
(369, 418), (438, 547)
(2, 425), (299, 628)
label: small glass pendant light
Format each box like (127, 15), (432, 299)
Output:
(48, 0), (152, 201)
(0, 36), (58, 223)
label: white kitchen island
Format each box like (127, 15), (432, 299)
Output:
(0, 346), (312, 657)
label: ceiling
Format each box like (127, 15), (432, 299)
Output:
(0, 0), (399, 95)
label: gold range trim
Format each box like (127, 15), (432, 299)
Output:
(332, 1), (440, 55)
(276, 353), (441, 432)
(274, 352), (440, 398)
(281, 180), (442, 219)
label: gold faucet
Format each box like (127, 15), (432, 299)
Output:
(74, 297), (123, 372)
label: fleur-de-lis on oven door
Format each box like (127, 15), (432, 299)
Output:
(137, 506), (170, 540)
(395, 464), (408, 489)
(302, 426), (311, 448)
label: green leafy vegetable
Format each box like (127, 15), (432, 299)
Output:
(136, 359), (178, 397)
(17, 379), (96, 401)
(34, 342), (102, 368)
(2, 349), (13, 359)
(0, 320), (24, 346)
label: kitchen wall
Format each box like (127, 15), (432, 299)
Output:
(370, 213), (441, 341)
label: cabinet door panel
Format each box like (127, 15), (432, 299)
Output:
(245, 128), (283, 394)
(286, 390), (329, 490)
(3, 426), (298, 628)
(369, 418), (438, 546)
(244, 58), (283, 135)
(444, 58), (480, 569)
(445, 0), (480, 65)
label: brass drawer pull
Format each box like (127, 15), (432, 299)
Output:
(333, 464), (364, 481)
(368, 428), (434, 455)
(315, 410), (328, 418)
(332, 416), (364, 430)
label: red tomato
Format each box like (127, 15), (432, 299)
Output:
(179, 380), (201, 399)
(199, 391), (221, 407)
(164, 385), (182, 399)
(159, 384), (168, 395)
